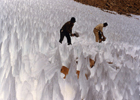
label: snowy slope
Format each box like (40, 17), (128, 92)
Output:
(0, 0), (140, 100)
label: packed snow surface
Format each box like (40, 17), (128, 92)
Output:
(0, 0), (140, 100)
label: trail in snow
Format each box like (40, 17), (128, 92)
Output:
(0, 0), (140, 100)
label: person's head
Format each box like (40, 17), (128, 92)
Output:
(103, 22), (108, 27)
(70, 17), (76, 23)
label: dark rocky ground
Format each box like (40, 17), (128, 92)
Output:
(74, 0), (140, 16)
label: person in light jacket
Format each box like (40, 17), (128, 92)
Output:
(93, 22), (108, 43)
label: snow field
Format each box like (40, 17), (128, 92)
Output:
(0, 0), (139, 100)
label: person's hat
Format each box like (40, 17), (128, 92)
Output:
(70, 17), (76, 23)
(103, 22), (108, 27)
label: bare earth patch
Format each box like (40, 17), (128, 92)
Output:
(74, 0), (140, 16)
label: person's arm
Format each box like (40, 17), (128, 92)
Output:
(100, 32), (104, 37)
(67, 23), (73, 36)
(100, 31), (106, 41)
(68, 28), (73, 36)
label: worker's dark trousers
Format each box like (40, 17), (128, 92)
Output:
(59, 29), (71, 45)
(98, 31), (102, 40)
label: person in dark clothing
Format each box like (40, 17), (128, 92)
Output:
(59, 17), (76, 45)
